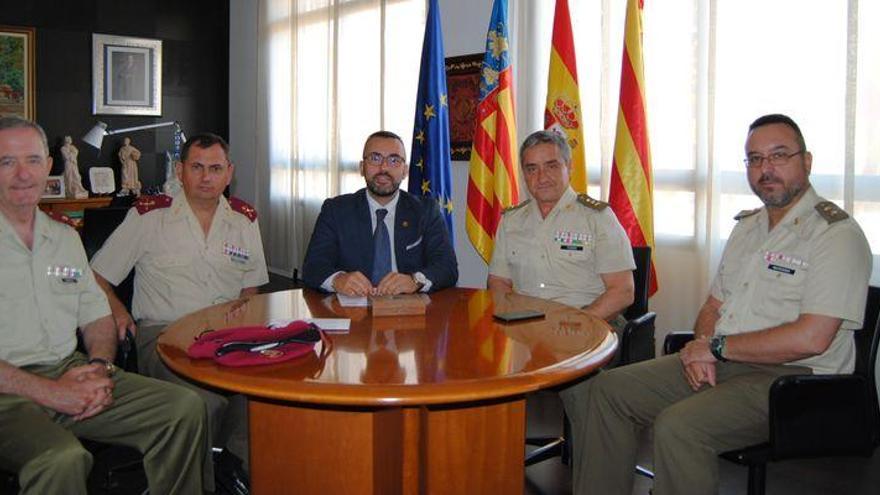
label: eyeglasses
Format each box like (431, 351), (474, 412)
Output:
(364, 152), (406, 168)
(743, 150), (804, 168)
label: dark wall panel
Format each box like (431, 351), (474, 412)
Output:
(1, 0), (229, 191)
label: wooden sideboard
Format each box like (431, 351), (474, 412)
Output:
(38, 197), (113, 229)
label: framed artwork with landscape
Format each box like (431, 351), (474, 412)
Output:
(92, 33), (162, 116)
(0, 25), (36, 120)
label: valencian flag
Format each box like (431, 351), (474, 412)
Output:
(609, 0), (658, 296)
(466, 0), (519, 264)
(409, 0), (454, 239)
(544, 0), (587, 192)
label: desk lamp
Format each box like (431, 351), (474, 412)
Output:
(83, 121), (186, 195)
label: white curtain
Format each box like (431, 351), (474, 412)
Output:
(255, 0), (425, 276)
(514, 0), (880, 334)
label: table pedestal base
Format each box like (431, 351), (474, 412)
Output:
(249, 397), (526, 495)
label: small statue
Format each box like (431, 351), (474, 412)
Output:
(61, 136), (88, 199)
(118, 137), (142, 196)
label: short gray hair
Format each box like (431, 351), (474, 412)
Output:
(0, 116), (50, 155)
(519, 130), (571, 166)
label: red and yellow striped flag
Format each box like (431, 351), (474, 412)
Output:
(466, 0), (519, 264)
(544, 0), (587, 193)
(609, 0), (658, 296)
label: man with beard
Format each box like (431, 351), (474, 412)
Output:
(302, 130), (457, 295)
(566, 114), (872, 495)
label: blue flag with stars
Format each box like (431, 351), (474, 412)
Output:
(409, 0), (454, 240)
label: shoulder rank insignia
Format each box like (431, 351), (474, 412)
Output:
(46, 210), (78, 228)
(576, 194), (608, 211)
(734, 208), (761, 221)
(230, 197), (258, 222)
(134, 194), (173, 215)
(814, 201), (848, 224)
(502, 199), (531, 215)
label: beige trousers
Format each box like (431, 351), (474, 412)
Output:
(560, 354), (809, 495)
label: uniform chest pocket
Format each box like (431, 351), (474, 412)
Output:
(753, 264), (808, 321)
(49, 277), (84, 295)
(150, 255), (193, 273)
(550, 242), (594, 267)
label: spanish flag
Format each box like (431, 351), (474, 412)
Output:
(544, 0), (587, 192)
(609, 0), (658, 296)
(466, 0), (519, 264)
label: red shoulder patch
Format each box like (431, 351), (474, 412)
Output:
(134, 194), (173, 215)
(229, 197), (258, 222)
(46, 210), (78, 228)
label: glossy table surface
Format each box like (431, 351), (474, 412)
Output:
(157, 288), (616, 407)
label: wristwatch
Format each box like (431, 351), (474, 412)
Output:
(88, 357), (117, 377)
(709, 335), (728, 362)
(411, 272), (428, 291)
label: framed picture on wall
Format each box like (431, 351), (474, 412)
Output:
(92, 33), (162, 116)
(444, 53), (483, 161)
(43, 175), (65, 199)
(0, 25), (36, 120)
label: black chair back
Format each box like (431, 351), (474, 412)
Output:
(624, 246), (651, 320)
(855, 286), (880, 378)
(82, 207), (134, 312)
(856, 286), (880, 446)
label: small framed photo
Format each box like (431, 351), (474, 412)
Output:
(43, 175), (65, 199)
(89, 167), (116, 194)
(92, 33), (162, 116)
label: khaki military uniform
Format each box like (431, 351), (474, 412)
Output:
(91, 193), (269, 483)
(489, 187), (635, 309)
(91, 194), (269, 325)
(0, 210), (206, 495)
(564, 187), (873, 495)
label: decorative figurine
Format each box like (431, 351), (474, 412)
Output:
(118, 137), (142, 196)
(60, 136), (88, 199)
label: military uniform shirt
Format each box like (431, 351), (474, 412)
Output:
(489, 187), (635, 308)
(0, 211), (110, 367)
(91, 194), (269, 324)
(710, 187), (872, 374)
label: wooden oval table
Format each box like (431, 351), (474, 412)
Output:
(158, 288), (616, 495)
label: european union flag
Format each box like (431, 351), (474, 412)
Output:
(409, 0), (454, 240)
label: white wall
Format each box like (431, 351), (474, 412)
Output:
(228, 0), (259, 206)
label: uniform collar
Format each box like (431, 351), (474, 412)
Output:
(758, 185), (819, 235)
(0, 208), (52, 250)
(169, 193), (230, 224)
(530, 186), (577, 221)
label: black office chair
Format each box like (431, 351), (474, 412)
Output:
(81, 206), (146, 493)
(525, 246), (658, 466)
(663, 285), (880, 495)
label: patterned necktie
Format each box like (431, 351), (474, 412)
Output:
(371, 208), (391, 285)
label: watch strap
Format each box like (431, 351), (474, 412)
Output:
(709, 335), (728, 362)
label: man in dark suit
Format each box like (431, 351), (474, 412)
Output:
(302, 130), (458, 295)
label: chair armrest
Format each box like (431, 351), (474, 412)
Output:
(619, 312), (657, 365)
(768, 374), (874, 459)
(115, 330), (139, 372)
(662, 331), (695, 355)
